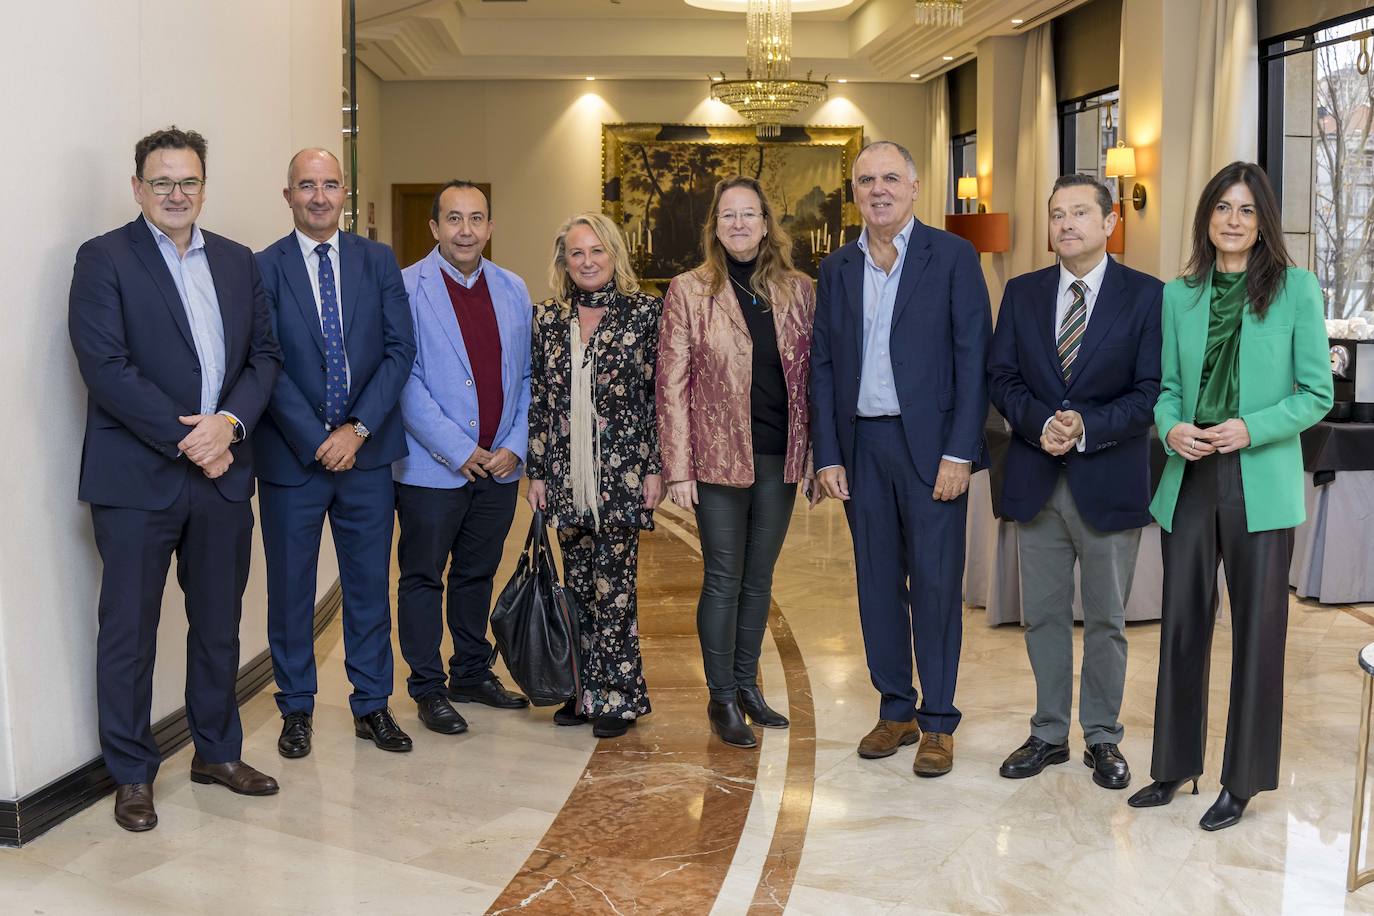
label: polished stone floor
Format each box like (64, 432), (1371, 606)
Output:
(7, 492), (1374, 914)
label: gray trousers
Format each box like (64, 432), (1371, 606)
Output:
(1018, 475), (1140, 745)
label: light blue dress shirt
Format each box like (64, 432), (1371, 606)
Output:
(144, 217), (225, 416)
(856, 217), (914, 417)
(438, 255), (484, 288)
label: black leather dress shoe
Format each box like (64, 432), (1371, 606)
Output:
(114, 783), (157, 832)
(553, 698), (589, 726)
(738, 685), (789, 728)
(354, 707), (414, 752)
(1084, 743), (1131, 789)
(417, 693), (468, 735)
(1127, 777), (1199, 808)
(592, 715), (635, 738)
(999, 735), (1069, 778)
(449, 676), (530, 709)
(708, 698), (757, 748)
(1199, 788), (1250, 831)
(278, 712), (312, 758)
(190, 755), (280, 795)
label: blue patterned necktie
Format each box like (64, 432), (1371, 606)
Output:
(316, 243), (346, 428)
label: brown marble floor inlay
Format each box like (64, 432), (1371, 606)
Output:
(485, 510), (817, 914)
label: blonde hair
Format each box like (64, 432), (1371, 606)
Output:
(548, 212), (641, 308)
(697, 176), (803, 312)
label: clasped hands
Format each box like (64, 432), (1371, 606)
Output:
(458, 446), (521, 481)
(1166, 419), (1250, 461)
(178, 414), (235, 479)
(1040, 410), (1084, 456)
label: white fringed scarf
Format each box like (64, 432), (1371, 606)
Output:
(568, 315), (601, 530)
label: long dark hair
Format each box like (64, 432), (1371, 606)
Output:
(1182, 161), (1291, 320)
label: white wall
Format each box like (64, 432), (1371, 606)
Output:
(0, 0), (342, 800)
(376, 79), (926, 293)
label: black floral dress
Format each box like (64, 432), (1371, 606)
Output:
(527, 283), (662, 720)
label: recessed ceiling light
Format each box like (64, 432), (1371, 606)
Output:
(837, 78), (847, 83)
(585, 76), (596, 81)
(942, 55), (955, 61)
(711, 75), (723, 81)
(1011, 18), (1024, 24)
(910, 72), (921, 78)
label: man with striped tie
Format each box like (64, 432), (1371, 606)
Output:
(987, 174), (1163, 791)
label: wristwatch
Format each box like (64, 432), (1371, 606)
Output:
(349, 419), (371, 440)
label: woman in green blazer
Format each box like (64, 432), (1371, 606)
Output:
(1127, 162), (1332, 831)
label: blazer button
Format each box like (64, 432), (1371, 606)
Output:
(321, 363), (327, 372)
(193, 366), (201, 375)
(317, 404), (325, 413)
(1061, 399), (1070, 408)
(849, 417), (856, 425)
(469, 420), (477, 427)
(465, 379), (473, 387)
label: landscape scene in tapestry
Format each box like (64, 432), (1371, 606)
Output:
(612, 142), (851, 281)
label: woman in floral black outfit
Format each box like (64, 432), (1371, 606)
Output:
(526, 212), (663, 738)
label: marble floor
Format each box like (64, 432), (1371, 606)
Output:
(7, 492), (1374, 914)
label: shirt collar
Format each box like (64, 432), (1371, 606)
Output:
(857, 215), (916, 260)
(438, 253), (484, 287)
(1059, 253), (1110, 298)
(144, 216), (205, 255)
(295, 228), (341, 260)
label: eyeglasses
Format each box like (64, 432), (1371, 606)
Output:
(717, 210), (763, 224)
(141, 177), (205, 196)
(293, 181), (344, 194)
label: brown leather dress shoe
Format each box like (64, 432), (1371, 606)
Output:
(858, 719), (922, 759)
(914, 732), (954, 777)
(114, 783), (157, 832)
(190, 754), (280, 796)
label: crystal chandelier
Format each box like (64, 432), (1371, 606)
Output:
(914, 0), (964, 27)
(710, 0), (827, 139)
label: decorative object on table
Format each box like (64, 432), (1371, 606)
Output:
(1327, 318), (1374, 422)
(709, 0), (828, 139)
(602, 122), (862, 284)
(914, 0), (964, 27)
(490, 511), (583, 707)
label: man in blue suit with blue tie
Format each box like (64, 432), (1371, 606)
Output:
(988, 175), (1162, 790)
(395, 181), (532, 731)
(255, 149), (417, 758)
(811, 140), (992, 777)
(69, 127), (283, 831)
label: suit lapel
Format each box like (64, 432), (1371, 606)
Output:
(1178, 274), (1212, 421)
(890, 219), (932, 329)
(340, 232), (363, 342)
(1064, 258), (1126, 394)
(840, 247), (864, 365)
(422, 250), (474, 377)
(278, 235), (327, 357)
(1035, 266), (1064, 386)
(717, 281), (750, 337)
(128, 218), (196, 352)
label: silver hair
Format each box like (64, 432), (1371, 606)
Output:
(853, 140), (918, 182)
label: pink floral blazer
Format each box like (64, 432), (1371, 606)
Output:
(656, 268), (815, 486)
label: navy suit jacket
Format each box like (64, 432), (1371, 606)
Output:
(69, 217), (281, 510)
(810, 218), (992, 487)
(253, 231), (416, 486)
(987, 257), (1163, 532)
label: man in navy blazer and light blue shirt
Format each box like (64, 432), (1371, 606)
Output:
(811, 140), (992, 777)
(254, 149), (417, 759)
(988, 174), (1162, 791)
(394, 181), (532, 732)
(69, 127), (283, 832)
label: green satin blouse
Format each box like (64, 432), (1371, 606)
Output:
(1195, 270), (1247, 426)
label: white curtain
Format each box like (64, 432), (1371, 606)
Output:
(1011, 22), (1058, 277)
(1179, 0), (1260, 266)
(917, 74), (950, 228)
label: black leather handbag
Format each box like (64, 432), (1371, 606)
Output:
(490, 511), (583, 707)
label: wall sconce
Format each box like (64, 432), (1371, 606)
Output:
(956, 176), (984, 213)
(1105, 142), (1146, 211)
(945, 212), (1010, 253)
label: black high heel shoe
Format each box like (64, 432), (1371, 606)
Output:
(1127, 777), (1199, 808)
(738, 685), (789, 728)
(1199, 789), (1250, 831)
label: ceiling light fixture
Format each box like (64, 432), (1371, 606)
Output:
(585, 76), (596, 81)
(914, 0), (964, 27)
(910, 72), (921, 78)
(837, 78), (847, 83)
(1011, 18), (1024, 24)
(710, 0), (828, 138)
(942, 55), (955, 60)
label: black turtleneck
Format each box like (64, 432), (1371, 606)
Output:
(726, 254), (788, 456)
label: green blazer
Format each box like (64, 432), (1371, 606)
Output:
(1151, 266), (1333, 533)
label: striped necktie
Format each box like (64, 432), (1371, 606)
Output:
(1057, 279), (1088, 381)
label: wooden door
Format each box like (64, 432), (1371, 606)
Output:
(391, 182), (493, 269)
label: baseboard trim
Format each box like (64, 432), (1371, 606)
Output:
(0, 582), (343, 847)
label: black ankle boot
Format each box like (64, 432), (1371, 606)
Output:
(1199, 788), (1249, 831)
(738, 685), (789, 728)
(1126, 777), (1199, 808)
(707, 698), (757, 748)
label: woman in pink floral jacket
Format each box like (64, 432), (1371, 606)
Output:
(656, 176), (818, 749)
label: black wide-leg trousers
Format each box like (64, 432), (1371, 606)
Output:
(1150, 451), (1293, 798)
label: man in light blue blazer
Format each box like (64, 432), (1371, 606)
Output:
(394, 180), (532, 734)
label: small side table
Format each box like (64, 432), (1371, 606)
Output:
(1349, 643), (1374, 892)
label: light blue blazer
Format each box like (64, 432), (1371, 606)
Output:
(393, 248), (531, 488)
